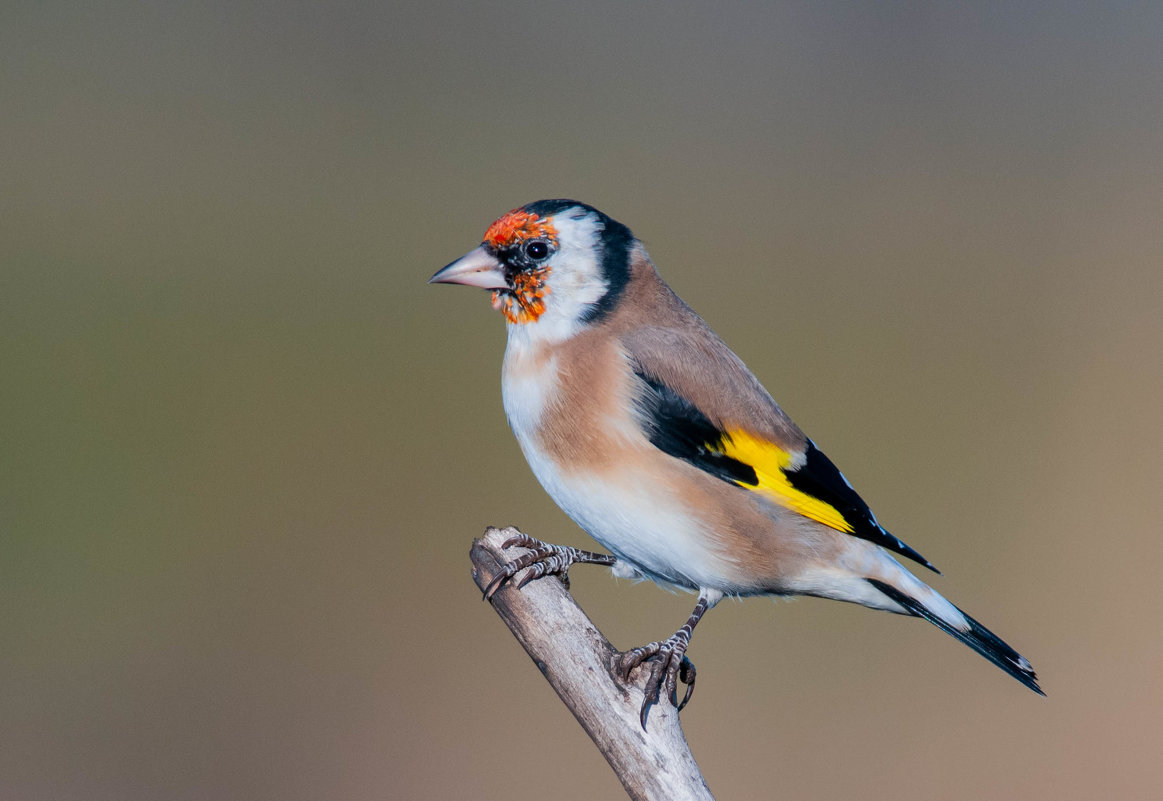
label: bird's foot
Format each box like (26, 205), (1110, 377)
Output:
(482, 530), (616, 600)
(617, 631), (697, 728)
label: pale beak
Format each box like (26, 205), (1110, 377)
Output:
(428, 246), (507, 289)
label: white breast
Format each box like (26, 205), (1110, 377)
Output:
(501, 330), (563, 499)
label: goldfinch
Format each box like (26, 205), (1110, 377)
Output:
(431, 199), (1042, 723)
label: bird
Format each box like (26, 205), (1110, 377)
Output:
(430, 199), (1043, 724)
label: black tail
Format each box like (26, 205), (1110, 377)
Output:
(867, 578), (1044, 696)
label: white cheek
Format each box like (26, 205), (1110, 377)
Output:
(509, 211), (608, 345)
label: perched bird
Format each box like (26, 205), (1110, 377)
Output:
(430, 199), (1042, 724)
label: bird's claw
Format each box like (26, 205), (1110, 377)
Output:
(617, 632), (697, 728)
(482, 531), (613, 600)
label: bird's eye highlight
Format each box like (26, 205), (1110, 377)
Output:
(523, 240), (550, 261)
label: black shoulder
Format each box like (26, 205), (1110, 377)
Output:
(634, 370), (757, 486)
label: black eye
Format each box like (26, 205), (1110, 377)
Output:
(523, 240), (550, 261)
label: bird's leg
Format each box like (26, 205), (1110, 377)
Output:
(617, 592), (712, 728)
(482, 529), (617, 600)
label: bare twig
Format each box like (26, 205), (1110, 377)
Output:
(470, 526), (714, 801)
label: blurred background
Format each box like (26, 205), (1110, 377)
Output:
(3, 2), (1162, 799)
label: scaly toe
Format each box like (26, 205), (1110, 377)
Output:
(482, 534), (611, 600)
(500, 532), (539, 550)
(618, 637), (696, 728)
(617, 642), (661, 680)
(482, 546), (552, 599)
(676, 656), (697, 711)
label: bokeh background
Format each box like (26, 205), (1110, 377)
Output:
(4, 2), (1162, 799)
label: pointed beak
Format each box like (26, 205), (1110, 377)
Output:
(428, 246), (507, 289)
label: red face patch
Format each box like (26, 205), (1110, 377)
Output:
(482, 208), (558, 325)
(482, 208), (558, 250)
(491, 266), (549, 324)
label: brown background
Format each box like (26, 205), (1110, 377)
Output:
(4, 2), (1162, 799)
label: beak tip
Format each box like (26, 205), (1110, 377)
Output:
(428, 246), (507, 290)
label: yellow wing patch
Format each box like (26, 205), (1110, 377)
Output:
(717, 428), (855, 533)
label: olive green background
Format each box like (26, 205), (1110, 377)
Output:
(4, 2), (1161, 799)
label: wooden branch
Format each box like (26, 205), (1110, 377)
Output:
(470, 526), (714, 801)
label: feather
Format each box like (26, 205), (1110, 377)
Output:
(868, 578), (1043, 695)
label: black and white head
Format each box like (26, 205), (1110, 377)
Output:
(430, 200), (635, 341)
